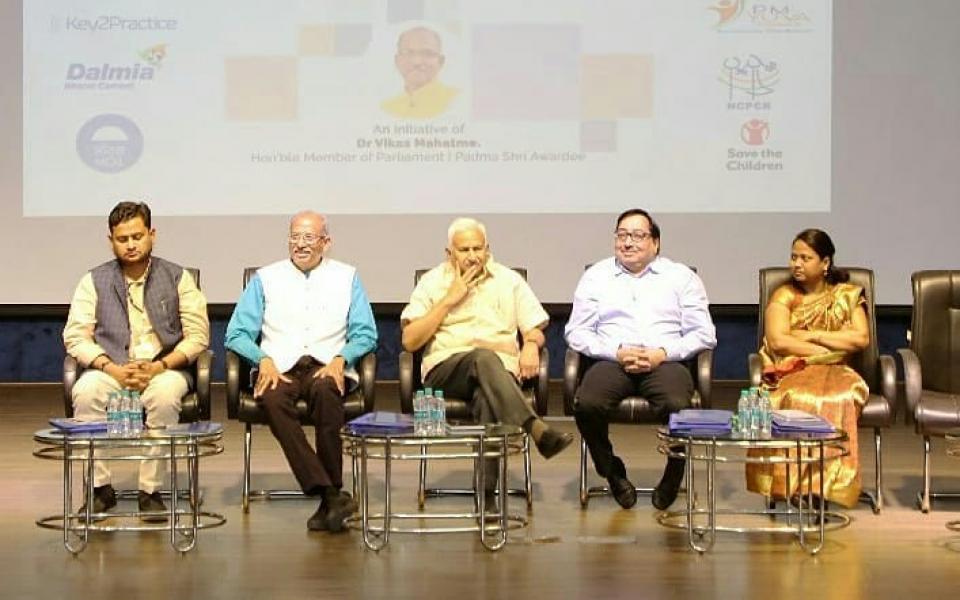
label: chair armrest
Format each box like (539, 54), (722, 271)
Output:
(399, 351), (415, 414)
(897, 348), (922, 426)
(748, 352), (763, 388)
(878, 353), (897, 424)
(533, 346), (549, 416)
(226, 350), (241, 420)
(194, 350), (212, 421)
(359, 352), (377, 414)
(695, 349), (714, 409)
(563, 348), (581, 416)
(63, 355), (80, 418)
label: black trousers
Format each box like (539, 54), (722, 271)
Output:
(574, 360), (693, 479)
(425, 349), (537, 492)
(258, 356), (346, 494)
(424, 348), (537, 428)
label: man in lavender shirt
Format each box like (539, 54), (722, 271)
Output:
(565, 209), (717, 510)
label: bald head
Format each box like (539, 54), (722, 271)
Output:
(398, 26), (442, 51)
(395, 26), (445, 93)
(288, 210), (330, 272)
(290, 210), (328, 236)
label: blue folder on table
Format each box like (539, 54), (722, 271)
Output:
(347, 412), (414, 434)
(49, 418), (108, 433)
(668, 409), (733, 436)
(771, 410), (835, 434)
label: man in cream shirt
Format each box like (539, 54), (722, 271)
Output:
(401, 218), (573, 463)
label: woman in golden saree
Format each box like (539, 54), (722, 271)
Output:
(746, 229), (869, 508)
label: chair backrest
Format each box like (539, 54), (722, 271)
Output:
(243, 267), (258, 289)
(756, 267), (880, 389)
(185, 267), (200, 289)
(910, 270), (960, 394)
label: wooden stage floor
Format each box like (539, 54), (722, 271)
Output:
(1, 385), (958, 599)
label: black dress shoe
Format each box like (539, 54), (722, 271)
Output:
(607, 474), (637, 509)
(535, 429), (574, 460)
(80, 484), (117, 516)
(307, 502), (329, 531)
(325, 492), (358, 533)
(138, 490), (169, 523)
(651, 457), (685, 511)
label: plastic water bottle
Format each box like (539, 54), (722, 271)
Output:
(119, 390), (132, 436)
(759, 389), (772, 436)
(433, 389), (446, 435)
(424, 387), (439, 436)
(748, 387), (761, 437)
(107, 392), (121, 437)
(129, 391), (144, 435)
(414, 389), (427, 436)
(737, 389), (750, 436)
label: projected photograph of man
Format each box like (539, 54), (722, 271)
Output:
(381, 26), (459, 119)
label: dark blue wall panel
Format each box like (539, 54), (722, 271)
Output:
(0, 307), (910, 383)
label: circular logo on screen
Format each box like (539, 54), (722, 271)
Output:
(76, 114), (144, 173)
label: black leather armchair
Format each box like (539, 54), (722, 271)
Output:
(62, 267), (212, 423)
(563, 349), (712, 508)
(225, 267), (377, 512)
(748, 267), (895, 513)
(398, 267), (547, 510)
(897, 270), (960, 513)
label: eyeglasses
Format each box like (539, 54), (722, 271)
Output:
(398, 48), (442, 60)
(288, 233), (327, 244)
(614, 230), (652, 244)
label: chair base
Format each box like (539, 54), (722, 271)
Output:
(858, 427), (883, 515)
(916, 491), (960, 513)
(418, 434), (534, 512)
(577, 436), (686, 509)
(859, 491), (881, 514)
(241, 423), (359, 513)
(115, 488), (203, 505)
(915, 434), (960, 513)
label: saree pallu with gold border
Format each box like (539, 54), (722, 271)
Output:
(745, 283), (868, 508)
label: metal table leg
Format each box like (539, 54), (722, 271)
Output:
(360, 436), (391, 551)
(686, 439), (716, 554)
(795, 440), (827, 555)
(480, 433), (509, 551)
(63, 440), (90, 555)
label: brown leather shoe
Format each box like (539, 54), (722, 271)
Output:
(607, 474), (638, 509)
(325, 492), (357, 533)
(79, 484), (117, 517)
(138, 490), (169, 523)
(535, 429), (574, 460)
(307, 502), (329, 531)
(651, 457), (685, 510)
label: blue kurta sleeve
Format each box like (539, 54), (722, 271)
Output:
(339, 273), (378, 366)
(224, 274), (267, 365)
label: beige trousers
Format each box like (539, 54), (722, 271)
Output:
(72, 369), (190, 493)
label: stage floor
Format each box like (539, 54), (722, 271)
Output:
(2, 385), (958, 599)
